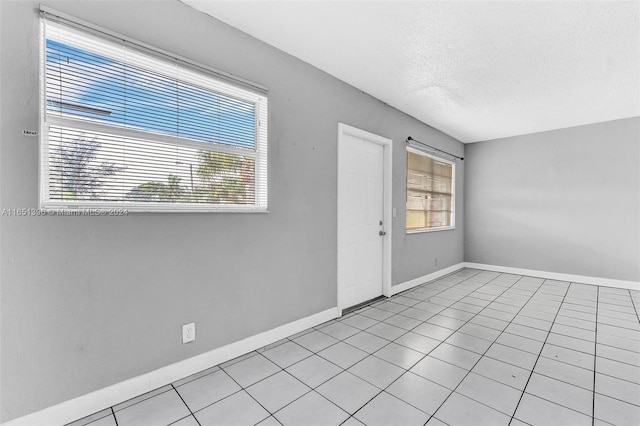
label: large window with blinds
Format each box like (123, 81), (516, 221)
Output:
(406, 148), (455, 231)
(40, 16), (268, 212)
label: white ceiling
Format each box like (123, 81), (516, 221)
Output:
(183, 0), (640, 143)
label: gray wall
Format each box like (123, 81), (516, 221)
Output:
(465, 117), (640, 282)
(0, 0), (464, 421)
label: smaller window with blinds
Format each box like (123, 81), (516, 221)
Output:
(40, 15), (268, 212)
(406, 148), (455, 232)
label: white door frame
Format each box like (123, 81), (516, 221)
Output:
(337, 123), (393, 313)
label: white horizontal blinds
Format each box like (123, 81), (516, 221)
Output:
(47, 126), (257, 204)
(43, 18), (267, 210)
(406, 149), (454, 230)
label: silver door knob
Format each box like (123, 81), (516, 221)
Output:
(379, 231), (386, 236)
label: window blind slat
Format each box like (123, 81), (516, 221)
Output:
(42, 17), (267, 211)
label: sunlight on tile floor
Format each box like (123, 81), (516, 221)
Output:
(67, 269), (640, 426)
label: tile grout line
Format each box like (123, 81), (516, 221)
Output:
(368, 270), (484, 319)
(110, 407), (118, 426)
(343, 272), (533, 424)
(104, 387), (175, 420)
(562, 338), (639, 363)
(319, 270), (476, 334)
(591, 286), (599, 426)
(522, 295), (617, 415)
(315, 270), (487, 369)
(225, 310), (395, 424)
(253, 340), (358, 425)
(263, 343), (352, 423)
(334, 270), (493, 425)
(424, 276), (551, 424)
(182, 355), (288, 425)
(170, 383), (202, 426)
(334, 268), (484, 330)
(595, 318), (640, 333)
(264, 307), (419, 424)
(252, 291), (457, 425)
(507, 281), (573, 426)
(221, 361), (288, 426)
(345, 271), (503, 424)
(422, 275), (556, 423)
(477, 284), (639, 395)
(332, 270), (495, 425)
(628, 289), (640, 323)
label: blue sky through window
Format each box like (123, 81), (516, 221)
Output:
(46, 39), (256, 149)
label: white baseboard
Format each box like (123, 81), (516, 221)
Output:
(2, 307), (340, 426)
(464, 262), (640, 291)
(391, 262), (465, 296)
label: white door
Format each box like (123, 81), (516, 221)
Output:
(338, 132), (385, 310)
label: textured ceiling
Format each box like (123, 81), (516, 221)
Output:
(183, 0), (640, 143)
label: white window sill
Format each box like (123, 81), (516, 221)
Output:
(407, 226), (456, 234)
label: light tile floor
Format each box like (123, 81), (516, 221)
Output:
(67, 269), (640, 426)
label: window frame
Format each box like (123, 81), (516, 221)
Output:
(38, 8), (269, 213)
(405, 147), (456, 233)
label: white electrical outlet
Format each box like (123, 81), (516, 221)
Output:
(182, 322), (196, 344)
